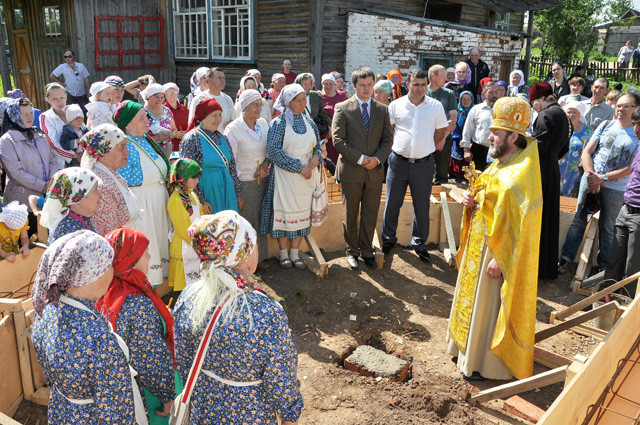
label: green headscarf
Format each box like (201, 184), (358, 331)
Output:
(113, 100), (144, 131)
(169, 158), (202, 216)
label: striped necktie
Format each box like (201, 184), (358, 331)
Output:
(362, 102), (370, 133)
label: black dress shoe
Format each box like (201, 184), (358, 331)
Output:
(382, 243), (394, 255)
(363, 256), (376, 268)
(416, 249), (431, 262)
(347, 255), (359, 268)
(462, 371), (486, 381)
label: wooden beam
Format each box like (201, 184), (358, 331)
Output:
(12, 309), (34, 401)
(371, 229), (384, 270)
(4, 397), (23, 422)
(571, 212), (599, 290)
(470, 366), (567, 404)
(534, 346), (572, 369)
(29, 386), (50, 406)
(308, 0), (323, 79)
(301, 235), (328, 278)
(551, 271), (640, 322)
(524, 10), (534, 82)
(0, 299), (24, 314)
(440, 192), (457, 267)
(0, 18), (12, 95)
(535, 301), (619, 343)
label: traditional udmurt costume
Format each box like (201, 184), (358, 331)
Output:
(167, 158), (203, 290)
(447, 97), (543, 380)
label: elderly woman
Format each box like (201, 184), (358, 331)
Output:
(507, 70), (529, 97)
(224, 90), (270, 265)
(268, 73), (286, 105)
(105, 75), (126, 107)
(445, 62), (475, 101)
(163, 83), (189, 152)
(97, 226), (180, 423)
(559, 101), (593, 197)
(86, 81), (114, 129)
(261, 84), (322, 269)
(387, 69), (408, 100)
(321, 73), (348, 169)
(295, 73), (331, 137)
(41, 167), (101, 243)
(173, 212), (303, 424)
(180, 98), (243, 215)
(373, 79), (393, 106)
(235, 76), (272, 123)
(40, 83), (74, 168)
(0, 97), (60, 236)
(115, 100), (170, 287)
(143, 83), (177, 158)
(496, 81), (508, 98)
(31, 230), (142, 424)
(78, 124), (140, 235)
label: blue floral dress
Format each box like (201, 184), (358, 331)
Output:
(173, 269), (304, 424)
(49, 212), (95, 244)
(559, 124), (593, 197)
(31, 294), (137, 424)
(116, 294), (180, 424)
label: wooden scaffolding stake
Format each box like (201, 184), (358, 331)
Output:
(439, 192), (457, 267)
(371, 229), (384, 270)
(469, 366), (568, 404)
(571, 212), (599, 294)
(299, 234), (329, 278)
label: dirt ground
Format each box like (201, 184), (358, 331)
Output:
(14, 245), (603, 425)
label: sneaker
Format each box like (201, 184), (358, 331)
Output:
(557, 257), (570, 274)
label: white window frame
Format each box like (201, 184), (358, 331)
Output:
(494, 12), (510, 31)
(172, 0), (254, 62)
(43, 5), (62, 37)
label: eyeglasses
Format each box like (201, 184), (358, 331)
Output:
(64, 55), (73, 58)
(616, 104), (637, 110)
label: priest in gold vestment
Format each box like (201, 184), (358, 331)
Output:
(447, 97), (543, 380)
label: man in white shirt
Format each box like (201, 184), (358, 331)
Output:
(189, 67), (236, 131)
(50, 50), (90, 107)
(461, 81), (499, 171)
(382, 68), (448, 262)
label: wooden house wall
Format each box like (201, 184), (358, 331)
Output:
(73, 0), (175, 85)
(175, 0), (311, 98)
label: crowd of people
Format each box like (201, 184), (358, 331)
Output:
(0, 45), (638, 422)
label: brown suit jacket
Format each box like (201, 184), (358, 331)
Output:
(331, 96), (393, 184)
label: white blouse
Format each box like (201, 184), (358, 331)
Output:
(223, 117), (268, 181)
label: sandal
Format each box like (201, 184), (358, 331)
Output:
(280, 258), (293, 269)
(293, 259), (306, 270)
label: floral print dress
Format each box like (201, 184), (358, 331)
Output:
(49, 212), (95, 244)
(559, 124), (593, 197)
(173, 269), (304, 424)
(31, 294), (137, 424)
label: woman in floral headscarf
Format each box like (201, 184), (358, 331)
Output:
(31, 230), (141, 424)
(40, 167), (101, 243)
(114, 100), (170, 286)
(167, 158), (204, 290)
(79, 123), (140, 235)
(173, 211), (303, 425)
(373, 79), (393, 106)
(262, 84), (322, 269)
(96, 226), (181, 425)
(0, 97), (60, 236)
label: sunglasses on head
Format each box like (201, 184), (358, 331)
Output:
(64, 55), (73, 58)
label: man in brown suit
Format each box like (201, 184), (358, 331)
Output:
(332, 66), (393, 268)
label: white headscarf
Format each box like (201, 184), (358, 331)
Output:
(239, 75), (257, 92)
(89, 82), (111, 103)
(321, 73), (336, 84)
(141, 83), (165, 104)
(0, 201), (28, 230)
(271, 73), (285, 83)
(564, 101), (587, 125)
(509, 70), (525, 89)
(163, 82), (180, 94)
(40, 167), (101, 237)
(273, 84), (305, 124)
(238, 89), (263, 112)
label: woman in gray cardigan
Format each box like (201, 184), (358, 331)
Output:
(0, 97), (60, 236)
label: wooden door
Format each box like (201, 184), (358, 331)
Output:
(4, 2), (37, 101)
(500, 60), (513, 83)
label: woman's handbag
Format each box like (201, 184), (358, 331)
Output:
(311, 164), (328, 227)
(169, 295), (230, 425)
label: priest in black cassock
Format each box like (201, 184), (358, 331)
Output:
(530, 82), (572, 281)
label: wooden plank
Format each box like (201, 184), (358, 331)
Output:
(302, 235), (328, 278)
(12, 310), (33, 400)
(24, 309), (44, 391)
(29, 386), (49, 406)
(0, 299), (23, 314)
(535, 301), (619, 343)
(534, 346), (572, 369)
(439, 192), (457, 267)
(372, 229), (384, 270)
(470, 366), (568, 404)
(571, 212), (599, 289)
(539, 289), (640, 424)
(552, 271), (640, 322)
(4, 396), (23, 422)
(0, 246), (45, 297)
(571, 324), (608, 340)
(564, 354), (588, 387)
(0, 315), (23, 415)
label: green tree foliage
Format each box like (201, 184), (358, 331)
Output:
(534, 0), (632, 64)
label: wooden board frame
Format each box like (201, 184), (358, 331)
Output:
(439, 192), (457, 267)
(571, 212), (599, 293)
(299, 234), (329, 278)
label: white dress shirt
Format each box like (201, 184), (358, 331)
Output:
(51, 62), (89, 96)
(388, 95), (448, 158)
(460, 102), (493, 149)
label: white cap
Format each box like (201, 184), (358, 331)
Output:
(321, 73), (336, 84)
(89, 82), (110, 102)
(65, 104), (84, 122)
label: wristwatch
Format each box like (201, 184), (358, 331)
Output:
(603, 173), (609, 181)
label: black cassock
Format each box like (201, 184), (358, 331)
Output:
(532, 103), (572, 280)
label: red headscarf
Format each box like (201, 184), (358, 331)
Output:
(479, 77), (493, 94)
(95, 226), (176, 365)
(387, 69), (404, 100)
(186, 97), (223, 132)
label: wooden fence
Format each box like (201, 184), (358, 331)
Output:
(530, 56), (640, 83)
